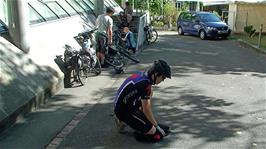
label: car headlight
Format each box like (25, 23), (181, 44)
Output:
(207, 27), (217, 30)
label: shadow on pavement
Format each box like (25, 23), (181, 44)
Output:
(56, 32), (265, 148)
(0, 42), (61, 132)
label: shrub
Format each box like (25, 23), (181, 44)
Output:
(244, 25), (256, 37)
(152, 20), (164, 27)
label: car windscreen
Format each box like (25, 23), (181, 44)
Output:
(198, 13), (221, 22)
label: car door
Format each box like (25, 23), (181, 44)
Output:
(190, 14), (201, 35)
(180, 12), (192, 32)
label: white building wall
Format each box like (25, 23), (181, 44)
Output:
(228, 3), (237, 32)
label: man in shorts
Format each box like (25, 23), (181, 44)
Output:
(114, 60), (171, 142)
(95, 7), (114, 67)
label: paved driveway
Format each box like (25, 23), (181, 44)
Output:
(0, 31), (265, 149)
(58, 31), (266, 149)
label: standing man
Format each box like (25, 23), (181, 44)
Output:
(114, 60), (171, 142)
(95, 7), (115, 67)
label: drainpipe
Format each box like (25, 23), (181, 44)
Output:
(132, 0), (134, 10)
(95, 0), (105, 16)
(7, 0), (30, 53)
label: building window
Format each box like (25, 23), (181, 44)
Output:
(74, 0), (93, 14)
(83, 0), (95, 10)
(108, 0), (119, 7)
(90, 0), (95, 5)
(28, 1), (58, 22)
(56, 0), (77, 16)
(28, 4), (46, 25)
(45, 1), (70, 18)
(104, 0), (112, 7)
(0, 0), (8, 25)
(65, 0), (85, 13)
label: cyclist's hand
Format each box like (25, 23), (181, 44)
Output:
(156, 125), (166, 136)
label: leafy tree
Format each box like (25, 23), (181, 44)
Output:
(180, 2), (189, 11)
(115, 0), (122, 6)
(149, 0), (162, 15)
(163, 3), (178, 28)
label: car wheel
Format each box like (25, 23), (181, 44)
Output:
(178, 27), (184, 35)
(199, 30), (206, 40)
(222, 36), (228, 40)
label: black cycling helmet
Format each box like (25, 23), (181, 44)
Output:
(148, 59), (171, 79)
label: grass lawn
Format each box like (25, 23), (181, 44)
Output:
(230, 33), (266, 51)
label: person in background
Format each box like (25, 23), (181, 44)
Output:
(124, 2), (133, 26)
(95, 7), (115, 67)
(121, 26), (136, 54)
(117, 11), (128, 29)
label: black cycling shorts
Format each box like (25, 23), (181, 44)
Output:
(115, 109), (153, 133)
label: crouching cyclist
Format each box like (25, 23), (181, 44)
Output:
(114, 59), (171, 142)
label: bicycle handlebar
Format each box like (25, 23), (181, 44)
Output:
(78, 28), (98, 39)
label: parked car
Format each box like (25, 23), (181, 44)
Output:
(177, 11), (231, 40)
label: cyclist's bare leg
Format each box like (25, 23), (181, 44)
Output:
(96, 52), (105, 64)
(96, 52), (101, 63)
(100, 52), (105, 65)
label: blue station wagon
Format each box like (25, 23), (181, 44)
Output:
(177, 11), (231, 39)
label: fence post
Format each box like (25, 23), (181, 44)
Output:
(258, 24), (263, 48)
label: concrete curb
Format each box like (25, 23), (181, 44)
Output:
(236, 39), (266, 54)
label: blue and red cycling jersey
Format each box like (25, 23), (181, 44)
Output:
(114, 71), (152, 112)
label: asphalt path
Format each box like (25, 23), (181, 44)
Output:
(58, 31), (266, 149)
(0, 31), (265, 149)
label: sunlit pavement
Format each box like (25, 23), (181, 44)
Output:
(1, 31), (266, 149)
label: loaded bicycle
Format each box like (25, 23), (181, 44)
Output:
(63, 29), (102, 86)
(74, 29), (101, 75)
(64, 45), (87, 86)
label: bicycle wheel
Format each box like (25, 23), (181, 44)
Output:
(119, 49), (140, 63)
(145, 31), (150, 45)
(77, 58), (87, 85)
(93, 58), (101, 75)
(105, 56), (124, 69)
(148, 29), (158, 43)
(71, 68), (79, 84)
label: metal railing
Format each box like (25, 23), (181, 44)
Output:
(258, 24), (263, 48)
